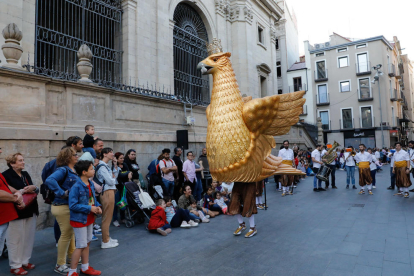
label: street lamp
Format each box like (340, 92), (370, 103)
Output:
(371, 64), (384, 148)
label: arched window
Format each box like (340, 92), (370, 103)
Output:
(173, 3), (210, 104)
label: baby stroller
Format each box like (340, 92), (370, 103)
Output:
(123, 181), (152, 228)
(147, 173), (168, 200)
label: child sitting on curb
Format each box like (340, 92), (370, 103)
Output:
(164, 197), (199, 227)
(187, 200), (210, 223)
(68, 160), (102, 276)
(214, 192), (228, 214)
(148, 199), (171, 236)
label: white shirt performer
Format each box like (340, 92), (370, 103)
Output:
(392, 142), (412, 197)
(311, 145), (324, 191)
(354, 144), (373, 195)
(278, 140), (294, 196)
(344, 148), (356, 188)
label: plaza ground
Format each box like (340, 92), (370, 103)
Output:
(2, 165), (414, 275)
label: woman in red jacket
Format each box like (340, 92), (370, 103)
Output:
(148, 199), (171, 236)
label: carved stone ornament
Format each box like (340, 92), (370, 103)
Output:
(1, 23), (24, 70)
(228, 6), (240, 22)
(243, 6), (253, 24)
(270, 27), (277, 44)
(77, 44), (93, 83)
(215, 0), (228, 17)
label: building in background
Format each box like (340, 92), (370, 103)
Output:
(274, 0), (300, 95)
(305, 33), (410, 148)
(0, 0), (314, 228)
(401, 54), (414, 140)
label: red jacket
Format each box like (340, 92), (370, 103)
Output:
(148, 206), (168, 230)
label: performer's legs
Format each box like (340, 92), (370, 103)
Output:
(248, 216), (255, 228)
(236, 214), (243, 224)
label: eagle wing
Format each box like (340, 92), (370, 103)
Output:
(242, 91), (306, 136)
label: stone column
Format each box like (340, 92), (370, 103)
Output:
(77, 44), (93, 83)
(317, 117), (323, 145)
(1, 23), (24, 70)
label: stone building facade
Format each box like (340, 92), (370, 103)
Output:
(0, 0), (315, 228)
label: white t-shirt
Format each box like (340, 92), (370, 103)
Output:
(344, 152), (356, 166)
(159, 159), (176, 182)
(311, 149), (322, 168)
(394, 149), (409, 162)
(388, 152), (395, 167)
(370, 154), (378, 171)
(354, 151), (372, 163)
(278, 148), (294, 160)
(409, 149), (414, 168)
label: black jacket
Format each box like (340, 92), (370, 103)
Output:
(123, 159), (140, 180)
(172, 155), (183, 183)
(83, 134), (95, 148)
(2, 169), (39, 220)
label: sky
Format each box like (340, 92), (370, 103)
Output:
(286, 0), (414, 59)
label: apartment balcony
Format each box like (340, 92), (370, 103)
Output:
(357, 88), (373, 102)
(300, 105), (308, 116)
(359, 116), (375, 129)
(391, 89), (398, 101)
(316, 93), (330, 106)
(314, 69), (328, 82)
(322, 122), (330, 130)
(401, 92), (408, 110)
(289, 83), (307, 93)
(355, 61), (372, 76)
(339, 118), (355, 130)
(388, 63), (396, 77)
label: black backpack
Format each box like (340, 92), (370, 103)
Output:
(93, 164), (107, 193)
(40, 168), (69, 204)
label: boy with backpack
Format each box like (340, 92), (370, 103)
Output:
(158, 149), (177, 197)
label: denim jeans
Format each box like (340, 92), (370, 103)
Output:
(370, 170), (376, 186)
(162, 178), (175, 197)
(345, 165), (355, 185)
(192, 178), (203, 201)
(312, 167), (322, 188)
(54, 219), (61, 243)
(390, 167), (396, 188)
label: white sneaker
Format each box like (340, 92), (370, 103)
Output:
(205, 215), (210, 219)
(54, 264), (70, 275)
(93, 224), (101, 230)
(189, 220), (199, 227)
(101, 240), (119, 249)
(180, 221), (191, 228)
(373, 186), (376, 189)
(110, 237), (118, 243)
(202, 217), (210, 223)
(112, 220), (120, 227)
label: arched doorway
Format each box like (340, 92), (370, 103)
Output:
(173, 3), (210, 104)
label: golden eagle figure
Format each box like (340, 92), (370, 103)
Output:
(197, 39), (305, 183)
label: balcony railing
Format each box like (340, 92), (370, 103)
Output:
(322, 122), (330, 130)
(356, 61), (372, 76)
(289, 83), (307, 93)
(300, 105), (307, 115)
(314, 69), (328, 82)
(388, 63), (396, 77)
(357, 88), (373, 102)
(391, 88), (397, 101)
(401, 92), (408, 110)
(339, 118), (354, 129)
(316, 93), (330, 106)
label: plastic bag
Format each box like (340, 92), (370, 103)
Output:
(116, 187), (128, 210)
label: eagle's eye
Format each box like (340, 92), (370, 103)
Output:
(213, 58), (218, 62)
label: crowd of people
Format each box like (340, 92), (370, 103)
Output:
(0, 124), (268, 276)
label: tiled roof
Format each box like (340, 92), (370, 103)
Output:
(288, 62), (306, 71)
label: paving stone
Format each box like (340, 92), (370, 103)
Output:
(352, 264), (382, 276)
(382, 261), (412, 276)
(337, 241), (362, 256)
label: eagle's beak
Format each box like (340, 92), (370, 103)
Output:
(197, 62), (214, 75)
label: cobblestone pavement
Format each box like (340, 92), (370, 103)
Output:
(2, 165), (414, 275)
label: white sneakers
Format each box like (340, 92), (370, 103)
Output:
(188, 220), (198, 227)
(202, 217), (210, 223)
(101, 239), (119, 249)
(180, 221), (191, 228)
(180, 220), (199, 228)
(54, 264), (70, 275)
(112, 220), (120, 227)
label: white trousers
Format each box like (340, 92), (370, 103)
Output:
(6, 216), (37, 269)
(0, 223), (8, 253)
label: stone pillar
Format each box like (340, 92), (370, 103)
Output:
(1, 23), (24, 70)
(317, 117), (323, 145)
(77, 44), (93, 83)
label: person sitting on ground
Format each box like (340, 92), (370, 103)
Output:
(164, 196), (199, 227)
(202, 186), (221, 215)
(148, 199), (172, 236)
(187, 199), (210, 222)
(83, 125), (98, 159)
(178, 185), (216, 219)
(214, 192), (228, 214)
(68, 160), (102, 276)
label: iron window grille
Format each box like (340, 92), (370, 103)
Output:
(173, 3), (210, 104)
(34, 0), (122, 83)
